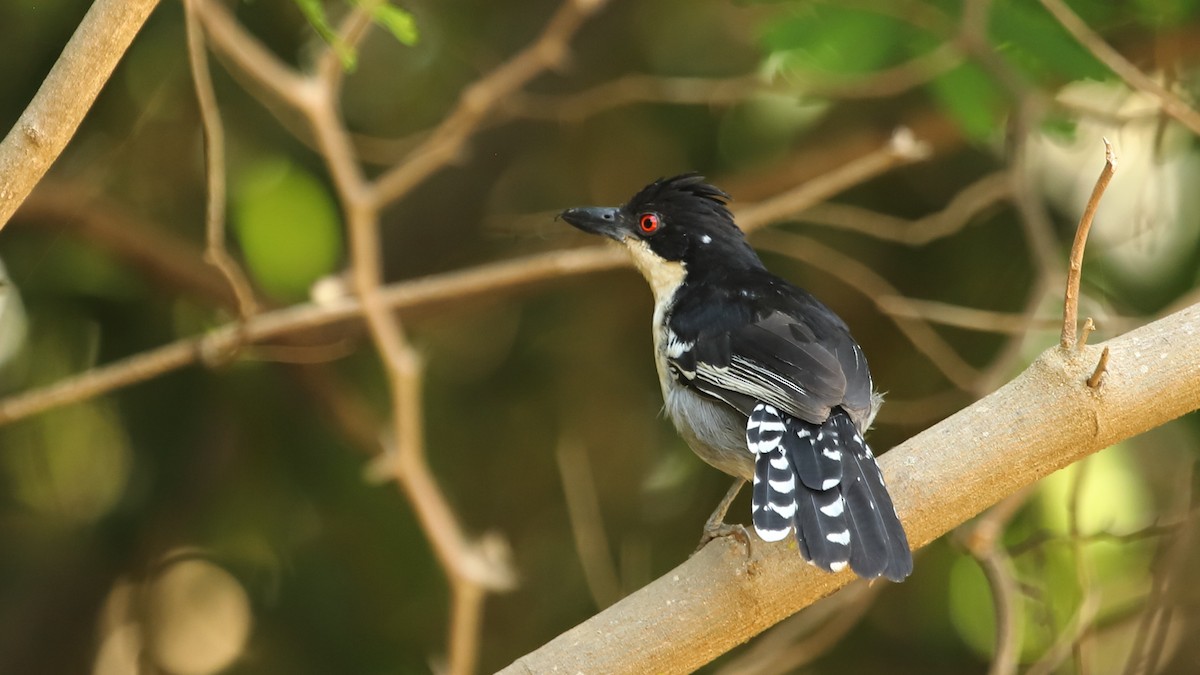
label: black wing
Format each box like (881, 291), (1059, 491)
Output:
(668, 282), (872, 425)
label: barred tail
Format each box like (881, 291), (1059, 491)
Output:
(747, 403), (912, 582)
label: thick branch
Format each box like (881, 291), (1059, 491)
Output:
(500, 303), (1200, 674)
(0, 0), (161, 230)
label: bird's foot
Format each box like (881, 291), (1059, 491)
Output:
(695, 521), (752, 558)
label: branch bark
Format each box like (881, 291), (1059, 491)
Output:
(0, 0), (161, 230)
(500, 302), (1200, 674)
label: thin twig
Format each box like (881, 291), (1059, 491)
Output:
(1039, 0), (1200, 138)
(877, 296), (1057, 335)
(556, 438), (622, 609)
(1078, 317), (1096, 349)
(184, 0), (259, 320)
(736, 127), (931, 230)
(958, 489), (1033, 675)
(191, 0), (311, 111)
(1061, 139), (1117, 350)
(1087, 347), (1110, 389)
(371, 0), (612, 207)
(1065, 460), (1092, 673)
(797, 171), (1012, 246)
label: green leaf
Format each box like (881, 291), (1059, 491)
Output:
(761, 6), (915, 76)
(294, 0), (357, 71)
(366, 2), (418, 46)
(989, 1), (1109, 82)
(233, 159), (344, 300)
(928, 62), (1008, 140)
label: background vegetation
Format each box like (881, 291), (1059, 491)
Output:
(2, 0), (1200, 672)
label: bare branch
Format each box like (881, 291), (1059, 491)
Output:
(499, 303), (1200, 674)
(372, 0), (612, 207)
(190, 0), (311, 111)
(959, 490), (1031, 675)
(556, 438), (622, 609)
(1061, 139), (1117, 350)
(184, 0), (259, 320)
(0, 0), (162, 230)
(797, 171), (1011, 246)
(877, 296), (1056, 335)
(736, 128), (931, 231)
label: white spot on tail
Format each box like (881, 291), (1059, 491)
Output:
(756, 526), (790, 542)
(819, 498), (845, 517)
(769, 476), (795, 493)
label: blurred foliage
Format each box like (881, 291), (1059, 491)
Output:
(296, 0), (418, 70)
(1, 0), (1200, 673)
(231, 157), (344, 299)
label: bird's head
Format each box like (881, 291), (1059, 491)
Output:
(560, 174), (762, 292)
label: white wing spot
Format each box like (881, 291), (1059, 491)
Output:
(829, 560), (848, 572)
(826, 530), (851, 545)
(822, 449), (841, 461)
(700, 234), (712, 244)
(822, 478), (840, 490)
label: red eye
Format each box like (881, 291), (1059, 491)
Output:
(639, 213), (660, 234)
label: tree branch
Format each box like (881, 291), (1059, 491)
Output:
(499, 302), (1200, 674)
(0, 0), (161, 230)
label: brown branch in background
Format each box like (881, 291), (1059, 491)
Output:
(1026, 591), (1101, 675)
(1039, 0), (1200, 137)
(1121, 463), (1196, 675)
(957, 489), (1032, 675)
(191, 0), (310, 112)
(0, 0), (162, 230)
(14, 185), (240, 311)
(1061, 139), (1117, 351)
(754, 230), (982, 392)
(797, 171), (1011, 246)
(501, 41), (961, 126)
(371, 0), (613, 207)
(736, 128), (931, 230)
(876, 296), (1057, 335)
(502, 74), (768, 124)
(0, 130), (919, 428)
(300, 23), (515, 675)
(316, 2), (374, 94)
(556, 438), (622, 609)
(184, 0), (258, 320)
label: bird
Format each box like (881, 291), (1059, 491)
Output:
(559, 173), (912, 581)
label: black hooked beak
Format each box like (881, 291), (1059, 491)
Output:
(558, 206), (624, 241)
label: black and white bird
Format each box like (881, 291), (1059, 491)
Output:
(560, 174), (912, 581)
